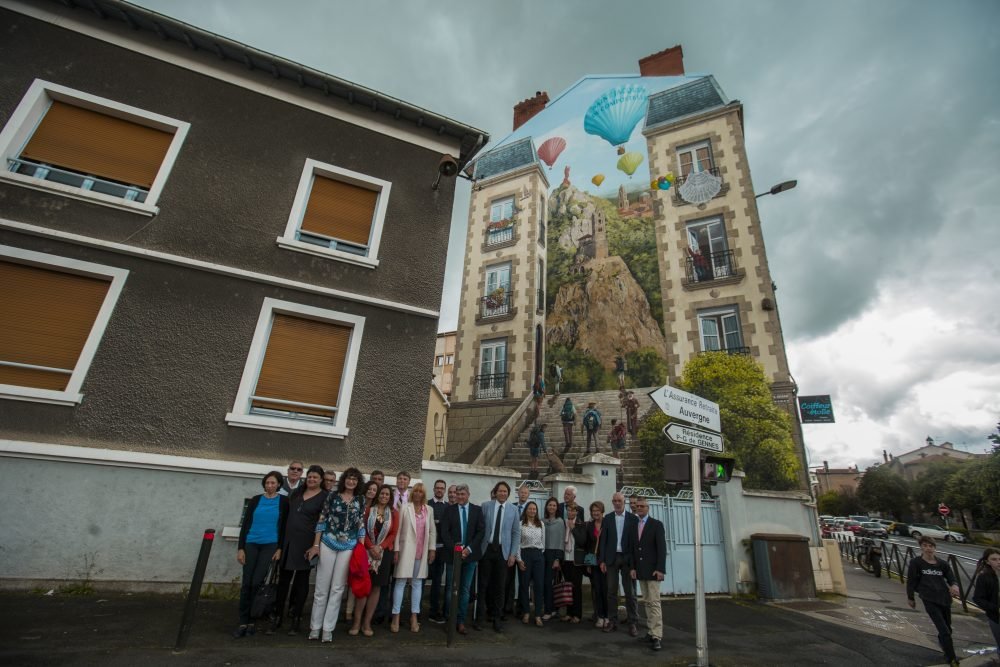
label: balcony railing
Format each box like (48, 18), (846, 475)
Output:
(701, 345), (751, 357)
(485, 224), (514, 247)
(474, 372), (508, 400)
(675, 166), (722, 187)
(480, 288), (512, 319)
(686, 249), (738, 284)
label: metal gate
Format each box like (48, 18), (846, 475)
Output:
(623, 487), (729, 595)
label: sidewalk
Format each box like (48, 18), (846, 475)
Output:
(776, 560), (998, 666)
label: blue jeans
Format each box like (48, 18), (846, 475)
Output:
(519, 548), (544, 617)
(444, 560), (478, 624)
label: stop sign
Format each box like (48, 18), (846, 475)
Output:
(938, 503), (950, 516)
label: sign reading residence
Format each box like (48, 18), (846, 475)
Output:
(798, 395), (835, 424)
(649, 384), (721, 433)
(663, 423), (724, 453)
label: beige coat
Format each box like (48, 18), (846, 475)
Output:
(394, 502), (436, 579)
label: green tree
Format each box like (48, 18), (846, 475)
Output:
(817, 489), (864, 517)
(547, 343), (610, 393)
(972, 449), (1000, 528)
(910, 459), (964, 513)
(856, 465), (910, 517)
(625, 347), (670, 388)
(989, 420), (1000, 452)
(679, 352), (800, 490)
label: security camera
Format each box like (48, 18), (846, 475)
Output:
(438, 154), (459, 177)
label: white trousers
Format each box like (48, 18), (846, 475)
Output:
(392, 559), (424, 614)
(310, 544), (352, 632)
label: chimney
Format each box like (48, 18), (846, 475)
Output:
(513, 91), (549, 131)
(883, 449), (888, 464)
(823, 460), (829, 473)
(889, 452), (893, 460)
(638, 45), (685, 77)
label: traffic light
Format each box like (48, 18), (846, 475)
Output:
(663, 452), (735, 483)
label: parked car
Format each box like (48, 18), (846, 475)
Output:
(907, 523), (965, 542)
(842, 520), (864, 535)
(889, 521), (909, 536)
(859, 521), (888, 539)
(849, 515), (870, 523)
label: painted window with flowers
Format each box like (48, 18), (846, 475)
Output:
(486, 196), (515, 245)
(483, 262), (511, 317)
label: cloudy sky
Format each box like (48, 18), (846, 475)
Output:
(133, 0), (1000, 470)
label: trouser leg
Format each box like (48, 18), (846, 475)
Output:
(457, 562), (477, 624)
(543, 549), (559, 614)
(923, 600), (957, 662)
(321, 548), (352, 632)
(641, 579), (663, 639)
(428, 550), (444, 615)
(309, 545), (336, 631)
(288, 569), (310, 619)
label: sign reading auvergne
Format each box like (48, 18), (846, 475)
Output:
(649, 385), (721, 433)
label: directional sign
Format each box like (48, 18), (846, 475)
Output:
(649, 384), (721, 433)
(663, 423), (725, 453)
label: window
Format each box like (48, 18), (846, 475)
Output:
(482, 262), (512, 317)
(445, 354), (454, 365)
(277, 158), (391, 269)
(0, 245), (128, 406)
(486, 196), (515, 246)
(698, 307), (746, 354)
(0, 79), (189, 215)
(686, 217), (734, 282)
(435, 355), (444, 367)
(226, 298), (365, 438)
(677, 140), (715, 178)
(476, 338), (507, 400)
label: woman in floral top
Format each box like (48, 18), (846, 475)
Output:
(306, 466), (366, 642)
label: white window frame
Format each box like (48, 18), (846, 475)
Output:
(490, 197), (515, 223)
(479, 339), (507, 377)
(0, 244), (128, 406)
(677, 139), (714, 176)
(225, 297), (365, 439)
(0, 79), (190, 217)
(276, 158), (391, 270)
(697, 306), (743, 353)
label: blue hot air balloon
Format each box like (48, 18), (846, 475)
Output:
(583, 84), (649, 153)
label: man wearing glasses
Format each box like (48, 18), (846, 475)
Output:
(279, 461), (304, 496)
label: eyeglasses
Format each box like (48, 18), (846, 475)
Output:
(288, 467), (303, 472)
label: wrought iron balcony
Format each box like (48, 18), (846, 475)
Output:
(686, 249), (738, 284)
(474, 372), (508, 400)
(700, 345), (751, 357)
(485, 222), (514, 247)
(480, 288), (512, 319)
(674, 166), (721, 187)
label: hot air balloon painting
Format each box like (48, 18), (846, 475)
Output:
(583, 84), (649, 154)
(537, 137), (566, 169)
(616, 151), (644, 178)
(591, 174), (605, 187)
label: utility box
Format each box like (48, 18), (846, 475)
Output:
(750, 533), (816, 600)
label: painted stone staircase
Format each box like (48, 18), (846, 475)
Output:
(499, 387), (660, 488)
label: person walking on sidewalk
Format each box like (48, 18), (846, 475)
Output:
(629, 497), (666, 651)
(559, 397), (576, 454)
(582, 402), (602, 454)
(972, 547), (1000, 654)
(906, 536), (961, 666)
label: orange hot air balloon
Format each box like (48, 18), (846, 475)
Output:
(538, 137), (566, 169)
(591, 174), (605, 187)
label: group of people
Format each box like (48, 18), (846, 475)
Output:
(236, 465), (667, 652)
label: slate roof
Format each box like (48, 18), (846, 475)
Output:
(645, 76), (727, 129)
(472, 137), (538, 180)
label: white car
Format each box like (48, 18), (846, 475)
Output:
(908, 523), (965, 543)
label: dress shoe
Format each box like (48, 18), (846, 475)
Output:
(651, 638), (662, 651)
(287, 616), (301, 636)
(456, 623), (468, 635)
(493, 619), (504, 633)
(603, 622), (617, 633)
(629, 624), (639, 637)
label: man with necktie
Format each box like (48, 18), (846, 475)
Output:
(478, 481), (521, 632)
(597, 491), (640, 635)
(629, 497), (667, 651)
(426, 479), (450, 623)
(441, 484), (485, 635)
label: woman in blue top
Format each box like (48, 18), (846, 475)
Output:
(306, 466), (366, 642)
(234, 470), (289, 638)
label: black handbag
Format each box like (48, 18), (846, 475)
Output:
(250, 560), (279, 619)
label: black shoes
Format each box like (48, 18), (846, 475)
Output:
(651, 638), (662, 651)
(493, 619), (504, 633)
(287, 616), (301, 636)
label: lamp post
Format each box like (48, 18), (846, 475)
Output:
(755, 179), (797, 199)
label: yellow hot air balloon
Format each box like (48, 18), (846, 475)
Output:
(616, 151), (644, 178)
(591, 174), (605, 187)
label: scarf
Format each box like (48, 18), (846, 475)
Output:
(367, 505), (392, 547)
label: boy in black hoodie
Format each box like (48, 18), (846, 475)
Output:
(906, 535), (960, 666)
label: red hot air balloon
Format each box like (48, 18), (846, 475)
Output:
(537, 137), (566, 169)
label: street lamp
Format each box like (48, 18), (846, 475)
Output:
(755, 179), (797, 199)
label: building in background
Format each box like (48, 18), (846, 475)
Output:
(432, 331), (457, 396)
(0, 0), (485, 588)
(811, 462), (862, 497)
(883, 438), (984, 482)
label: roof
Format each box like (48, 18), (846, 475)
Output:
(27, 0), (489, 166)
(644, 76), (727, 129)
(473, 137), (538, 180)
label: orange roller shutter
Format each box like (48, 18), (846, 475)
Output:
(20, 101), (174, 189)
(300, 175), (378, 246)
(0, 260), (111, 391)
(252, 314), (351, 418)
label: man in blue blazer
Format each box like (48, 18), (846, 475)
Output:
(441, 484), (486, 635)
(598, 491), (640, 635)
(478, 481), (521, 632)
(629, 496), (667, 651)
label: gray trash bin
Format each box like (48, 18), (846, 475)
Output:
(750, 533), (816, 600)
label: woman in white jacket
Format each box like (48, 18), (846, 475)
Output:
(392, 482), (436, 633)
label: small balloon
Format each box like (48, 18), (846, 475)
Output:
(665, 172), (675, 183)
(592, 174), (605, 187)
(657, 176), (667, 185)
(650, 180), (658, 190)
(658, 180), (671, 190)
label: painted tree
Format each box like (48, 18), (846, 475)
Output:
(856, 464), (910, 518)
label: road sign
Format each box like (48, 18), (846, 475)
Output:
(649, 384), (721, 433)
(938, 503), (950, 517)
(663, 423), (724, 453)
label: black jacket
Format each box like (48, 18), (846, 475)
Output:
(558, 502), (586, 529)
(428, 497), (449, 549)
(906, 556), (956, 607)
(441, 502), (486, 562)
(597, 511), (639, 568)
(238, 493), (289, 550)
(630, 515), (667, 580)
(972, 568), (999, 624)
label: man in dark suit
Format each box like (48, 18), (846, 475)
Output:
(598, 491), (640, 635)
(558, 486), (585, 529)
(426, 479), (449, 623)
(440, 483), (486, 635)
(504, 483), (532, 616)
(629, 497), (667, 651)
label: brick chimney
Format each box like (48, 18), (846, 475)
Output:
(513, 91), (549, 131)
(638, 45), (685, 76)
